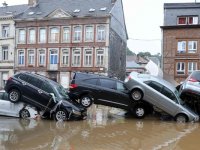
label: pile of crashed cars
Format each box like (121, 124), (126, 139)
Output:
(1, 71), (199, 123)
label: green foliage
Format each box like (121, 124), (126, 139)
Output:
(126, 47), (135, 56)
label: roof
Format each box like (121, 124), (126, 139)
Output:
(16, 0), (114, 20)
(164, 3), (200, 9)
(126, 61), (141, 68)
(0, 4), (28, 17)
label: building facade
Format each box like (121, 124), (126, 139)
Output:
(0, 4), (28, 89)
(161, 3), (200, 83)
(14, 0), (127, 88)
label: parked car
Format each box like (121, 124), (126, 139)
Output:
(124, 72), (199, 122)
(0, 90), (38, 119)
(4, 72), (87, 121)
(69, 72), (153, 119)
(178, 70), (200, 115)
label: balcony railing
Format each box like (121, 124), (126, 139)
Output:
(47, 64), (58, 71)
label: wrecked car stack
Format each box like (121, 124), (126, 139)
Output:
(4, 72), (87, 121)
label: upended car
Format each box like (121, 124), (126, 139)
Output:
(178, 70), (200, 115)
(4, 72), (87, 121)
(0, 90), (38, 119)
(124, 72), (199, 122)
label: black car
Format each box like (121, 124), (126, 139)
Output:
(69, 72), (152, 118)
(4, 72), (87, 121)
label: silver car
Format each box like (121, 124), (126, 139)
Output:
(0, 90), (38, 119)
(124, 72), (199, 122)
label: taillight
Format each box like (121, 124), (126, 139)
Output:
(69, 84), (78, 89)
(188, 77), (198, 82)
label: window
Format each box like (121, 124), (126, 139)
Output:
(188, 62), (197, 74)
(62, 27), (70, 42)
(18, 50), (25, 65)
(96, 49), (104, 66)
(97, 25), (106, 41)
(73, 26), (82, 42)
(85, 26), (94, 41)
(177, 41), (186, 53)
(99, 79), (115, 89)
(2, 25), (9, 38)
(116, 82), (126, 91)
(41, 82), (54, 94)
(2, 46), (8, 61)
(28, 28), (36, 43)
(39, 28), (46, 43)
(145, 81), (163, 92)
(50, 49), (58, 64)
(62, 49), (69, 66)
(83, 79), (98, 85)
(28, 77), (42, 89)
(84, 49), (92, 67)
(72, 49), (81, 66)
(28, 50), (35, 65)
(188, 41), (197, 53)
(18, 29), (26, 43)
(176, 62), (185, 75)
(161, 87), (177, 103)
(177, 16), (198, 25)
(49, 27), (59, 42)
(38, 49), (45, 65)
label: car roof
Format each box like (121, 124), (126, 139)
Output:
(130, 72), (176, 91)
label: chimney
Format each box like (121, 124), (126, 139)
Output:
(2, 1), (8, 7)
(28, 0), (38, 7)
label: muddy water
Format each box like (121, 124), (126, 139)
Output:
(0, 105), (200, 150)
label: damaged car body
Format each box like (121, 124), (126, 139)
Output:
(4, 72), (87, 121)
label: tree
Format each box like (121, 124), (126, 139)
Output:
(126, 47), (135, 56)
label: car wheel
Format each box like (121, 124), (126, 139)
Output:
(54, 109), (68, 121)
(175, 114), (188, 123)
(80, 95), (93, 108)
(19, 109), (30, 119)
(131, 89), (143, 101)
(133, 105), (146, 119)
(8, 89), (20, 103)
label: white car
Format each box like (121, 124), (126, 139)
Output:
(0, 90), (38, 119)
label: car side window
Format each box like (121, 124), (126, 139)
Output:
(83, 78), (98, 85)
(162, 87), (178, 103)
(3, 92), (8, 100)
(145, 81), (163, 92)
(19, 74), (29, 82)
(28, 77), (42, 89)
(41, 82), (55, 94)
(99, 79), (116, 89)
(0, 92), (3, 99)
(116, 82), (126, 91)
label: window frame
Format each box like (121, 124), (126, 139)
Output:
(83, 48), (93, 67)
(62, 26), (71, 43)
(28, 28), (36, 44)
(27, 49), (35, 66)
(176, 62), (185, 75)
(96, 48), (104, 66)
(2, 45), (8, 61)
(49, 27), (60, 43)
(2, 24), (10, 38)
(84, 25), (94, 42)
(73, 25), (82, 43)
(72, 48), (81, 67)
(61, 48), (70, 67)
(177, 41), (186, 54)
(38, 28), (47, 43)
(18, 49), (25, 66)
(49, 49), (58, 64)
(17, 28), (26, 44)
(96, 25), (106, 42)
(188, 62), (197, 75)
(38, 49), (46, 66)
(188, 41), (197, 53)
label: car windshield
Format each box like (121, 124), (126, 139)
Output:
(55, 84), (69, 99)
(174, 89), (185, 105)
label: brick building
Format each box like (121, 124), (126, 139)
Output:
(14, 0), (128, 88)
(161, 3), (200, 83)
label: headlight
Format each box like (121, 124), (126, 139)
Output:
(72, 109), (81, 116)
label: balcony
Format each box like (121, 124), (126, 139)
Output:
(47, 64), (58, 71)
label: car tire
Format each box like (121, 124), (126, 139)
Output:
(8, 89), (20, 103)
(131, 89), (143, 101)
(80, 95), (93, 108)
(19, 109), (30, 119)
(175, 114), (188, 123)
(133, 105), (146, 119)
(54, 109), (68, 121)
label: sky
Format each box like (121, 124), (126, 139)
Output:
(2, 0), (199, 54)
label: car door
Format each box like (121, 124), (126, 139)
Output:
(40, 81), (56, 110)
(96, 78), (129, 108)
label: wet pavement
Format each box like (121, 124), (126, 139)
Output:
(0, 105), (200, 150)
